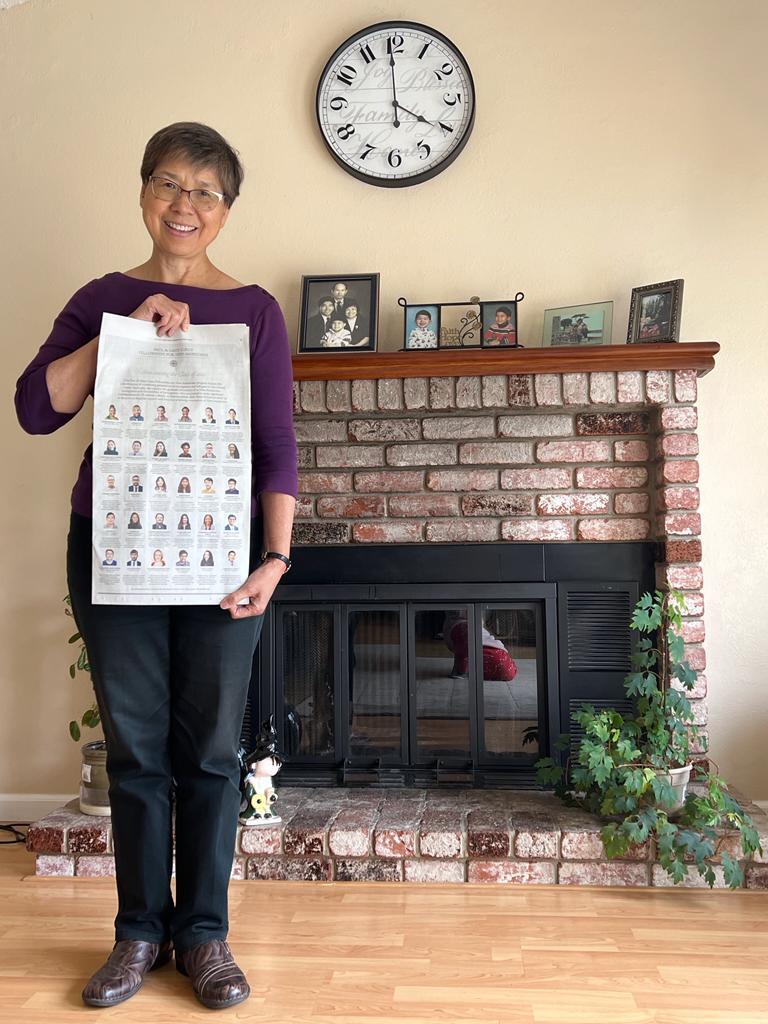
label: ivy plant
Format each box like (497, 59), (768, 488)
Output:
(64, 595), (100, 741)
(536, 590), (761, 888)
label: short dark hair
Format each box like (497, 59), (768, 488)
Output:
(141, 122), (244, 206)
(318, 295), (335, 307)
(497, 306), (512, 317)
(415, 309), (432, 320)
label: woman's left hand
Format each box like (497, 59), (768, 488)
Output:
(220, 561), (286, 619)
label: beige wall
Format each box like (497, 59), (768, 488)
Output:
(2, 0), (766, 802)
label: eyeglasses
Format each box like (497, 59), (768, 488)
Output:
(148, 176), (226, 212)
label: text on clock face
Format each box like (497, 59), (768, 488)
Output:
(318, 29), (473, 179)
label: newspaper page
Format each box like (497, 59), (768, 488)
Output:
(92, 312), (251, 605)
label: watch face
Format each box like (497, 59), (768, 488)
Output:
(316, 21), (476, 188)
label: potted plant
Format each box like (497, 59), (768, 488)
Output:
(536, 590), (761, 888)
(64, 596), (108, 815)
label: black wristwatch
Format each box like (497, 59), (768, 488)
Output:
(261, 550), (292, 573)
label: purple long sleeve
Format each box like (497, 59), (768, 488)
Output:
(15, 272), (298, 516)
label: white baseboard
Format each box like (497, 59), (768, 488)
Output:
(0, 794), (77, 822)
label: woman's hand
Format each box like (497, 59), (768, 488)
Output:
(131, 294), (190, 337)
(220, 561), (286, 619)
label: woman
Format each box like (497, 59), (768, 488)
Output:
(177, 513), (191, 530)
(154, 476), (167, 492)
(203, 406), (216, 423)
(128, 512), (142, 530)
(202, 513), (214, 531)
(106, 404), (119, 420)
(103, 439), (118, 455)
(15, 122), (297, 1011)
(200, 549), (215, 567)
(227, 443), (240, 460)
(153, 440), (168, 457)
(177, 476), (191, 494)
(151, 549), (166, 567)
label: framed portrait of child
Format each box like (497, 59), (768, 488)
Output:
(298, 273), (380, 353)
(480, 294), (525, 348)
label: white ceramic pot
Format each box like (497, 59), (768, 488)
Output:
(656, 764), (692, 814)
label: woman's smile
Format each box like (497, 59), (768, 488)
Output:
(164, 220), (197, 236)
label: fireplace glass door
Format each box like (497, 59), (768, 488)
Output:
(274, 598), (547, 782)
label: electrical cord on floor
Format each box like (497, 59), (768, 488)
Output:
(0, 824), (28, 844)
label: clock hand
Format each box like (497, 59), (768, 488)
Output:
(395, 101), (435, 127)
(389, 53), (400, 128)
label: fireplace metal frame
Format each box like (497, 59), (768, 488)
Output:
(243, 542), (656, 787)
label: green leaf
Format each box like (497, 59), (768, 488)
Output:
(721, 852), (745, 890)
(668, 632), (686, 663)
(69, 720), (81, 742)
(68, 664), (76, 679)
(67, 632), (81, 645)
(81, 708), (100, 729)
(535, 759), (564, 787)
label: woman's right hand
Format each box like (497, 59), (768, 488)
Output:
(131, 294), (190, 337)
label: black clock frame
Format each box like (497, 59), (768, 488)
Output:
(315, 21), (476, 189)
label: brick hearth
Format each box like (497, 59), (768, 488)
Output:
(28, 788), (768, 887)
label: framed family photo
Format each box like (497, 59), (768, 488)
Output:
(542, 301), (614, 347)
(298, 273), (379, 353)
(627, 279), (684, 344)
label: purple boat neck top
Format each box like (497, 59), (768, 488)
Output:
(15, 272), (298, 517)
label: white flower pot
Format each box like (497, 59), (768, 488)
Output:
(656, 764), (692, 814)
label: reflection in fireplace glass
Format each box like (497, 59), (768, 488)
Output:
(282, 609), (334, 757)
(348, 609), (403, 759)
(481, 607), (539, 757)
(415, 607), (471, 759)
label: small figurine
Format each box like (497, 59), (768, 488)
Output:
(238, 715), (284, 826)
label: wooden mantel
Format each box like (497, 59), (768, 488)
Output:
(292, 342), (719, 382)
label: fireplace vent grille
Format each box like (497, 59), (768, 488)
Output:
(566, 590), (633, 671)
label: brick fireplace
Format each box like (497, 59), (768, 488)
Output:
(278, 345), (713, 770)
(32, 341), (753, 886)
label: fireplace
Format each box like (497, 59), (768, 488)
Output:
(244, 541), (654, 785)
(243, 345), (715, 787)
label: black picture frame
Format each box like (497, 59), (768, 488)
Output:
(400, 302), (440, 350)
(480, 295), (525, 348)
(627, 279), (684, 344)
(298, 274), (379, 353)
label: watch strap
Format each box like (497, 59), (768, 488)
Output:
(261, 550), (292, 572)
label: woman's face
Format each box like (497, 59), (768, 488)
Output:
(156, 477), (165, 488)
(228, 444), (236, 455)
(140, 156), (230, 261)
(180, 514), (189, 526)
(130, 513), (139, 524)
(204, 514), (213, 527)
(180, 477), (189, 488)
(153, 550), (163, 561)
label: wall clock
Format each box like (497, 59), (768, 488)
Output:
(316, 21), (476, 188)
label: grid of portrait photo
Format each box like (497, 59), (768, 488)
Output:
(94, 400), (250, 599)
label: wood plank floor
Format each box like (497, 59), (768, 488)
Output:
(2, 839), (768, 1023)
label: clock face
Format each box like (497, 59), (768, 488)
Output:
(316, 21), (476, 188)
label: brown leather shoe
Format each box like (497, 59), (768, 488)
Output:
(81, 939), (172, 1007)
(176, 939), (250, 1010)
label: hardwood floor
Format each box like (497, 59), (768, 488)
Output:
(2, 838), (768, 1022)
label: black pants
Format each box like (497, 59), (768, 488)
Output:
(67, 513), (263, 952)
